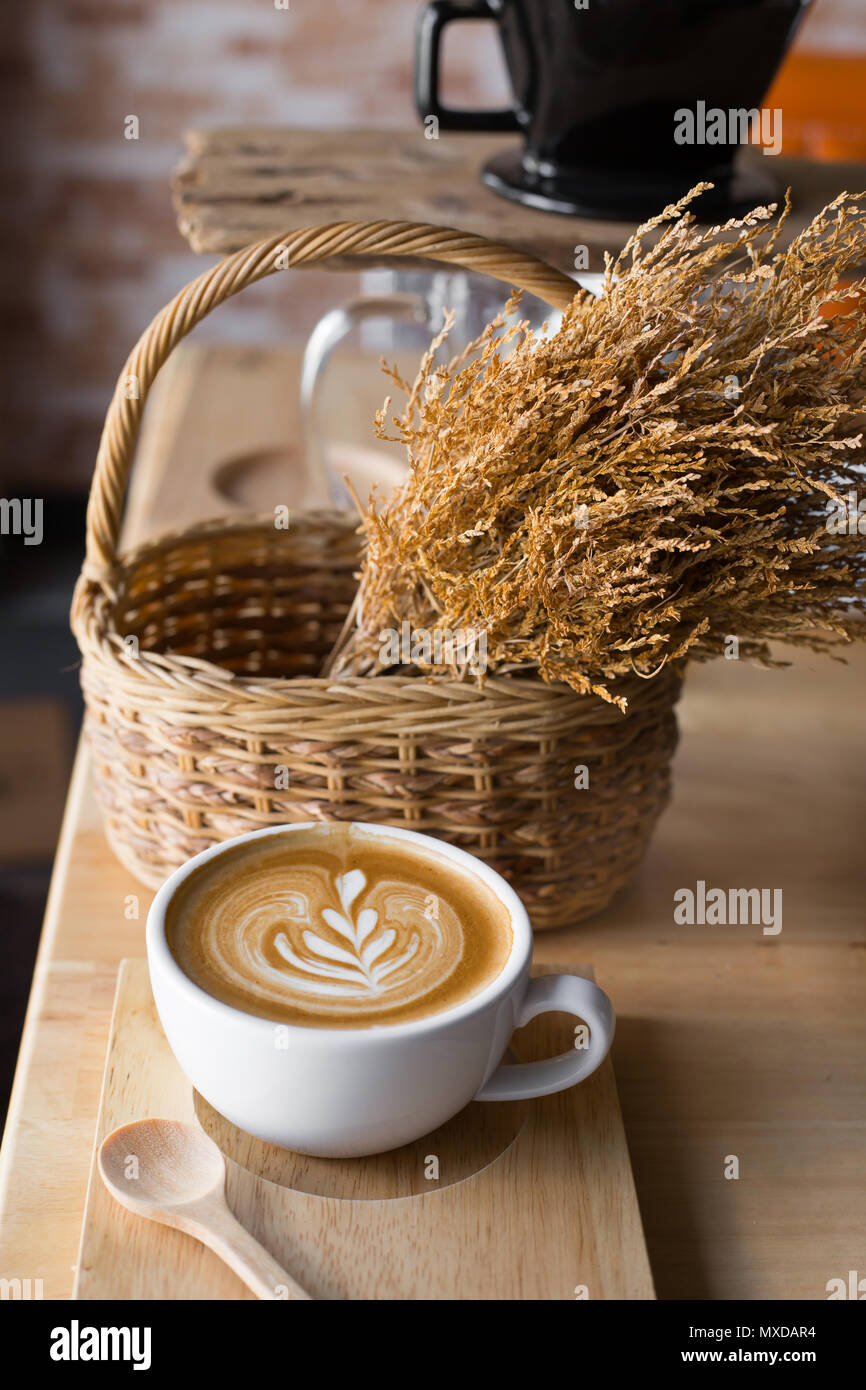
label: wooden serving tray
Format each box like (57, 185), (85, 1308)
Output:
(74, 959), (654, 1300)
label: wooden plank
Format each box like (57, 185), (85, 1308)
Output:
(75, 960), (654, 1301)
(171, 127), (866, 271)
(579, 943), (866, 1301)
(0, 748), (135, 1299)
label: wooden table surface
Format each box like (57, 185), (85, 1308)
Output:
(0, 343), (864, 1301)
(171, 127), (866, 272)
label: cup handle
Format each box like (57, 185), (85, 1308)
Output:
(474, 975), (615, 1102)
(415, 0), (522, 133)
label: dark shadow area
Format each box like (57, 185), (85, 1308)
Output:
(0, 492), (85, 1130)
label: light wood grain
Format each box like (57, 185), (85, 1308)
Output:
(1, 342), (864, 1301)
(75, 960), (653, 1301)
(171, 128), (866, 272)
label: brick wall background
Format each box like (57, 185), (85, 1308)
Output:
(0, 0), (861, 492)
(1, 0), (510, 491)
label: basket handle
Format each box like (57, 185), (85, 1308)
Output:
(83, 221), (578, 581)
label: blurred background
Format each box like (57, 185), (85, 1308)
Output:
(0, 0), (864, 1120)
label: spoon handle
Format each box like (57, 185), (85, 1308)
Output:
(187, 1203), (312, 1301)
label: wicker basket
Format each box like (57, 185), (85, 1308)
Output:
(71, 220), (682, 928)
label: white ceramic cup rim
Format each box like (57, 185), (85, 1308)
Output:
(146, 821), (533, 1043)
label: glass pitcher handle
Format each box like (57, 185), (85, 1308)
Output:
(299, 295), (432, 509)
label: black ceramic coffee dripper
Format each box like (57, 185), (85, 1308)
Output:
(415, 0), (813, 220)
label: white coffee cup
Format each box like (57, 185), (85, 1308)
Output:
(146, 822), (615, 1157)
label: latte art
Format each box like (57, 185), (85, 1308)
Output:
(207, 867), (464, 1017)
(166, 827), (513, 1028)
(270, 874), (451, 996)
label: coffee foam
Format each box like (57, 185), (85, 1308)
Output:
(166, 827), (513, 1028)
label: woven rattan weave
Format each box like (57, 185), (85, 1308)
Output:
(71, 221), (681, 927)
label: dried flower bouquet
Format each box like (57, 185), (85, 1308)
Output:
(330, 186), (866, 709)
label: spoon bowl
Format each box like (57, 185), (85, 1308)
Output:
(100, 1118), (226, 1213)
(98, 1117), (311, 1300)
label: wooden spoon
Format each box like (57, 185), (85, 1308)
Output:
(99, 1118), (311, 1300)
